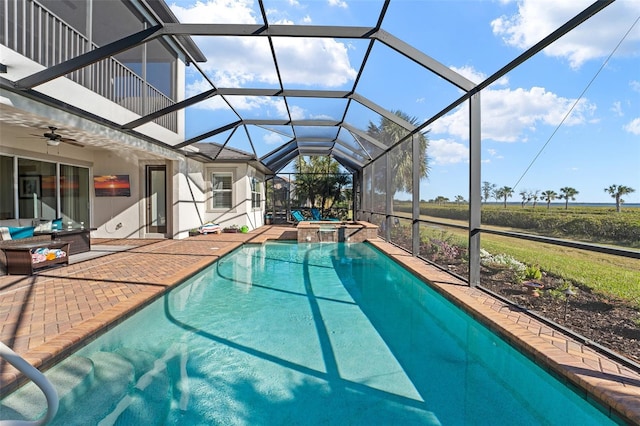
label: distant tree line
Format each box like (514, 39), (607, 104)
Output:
(479, 182), (635, 212)
(421, 183), (635, 213)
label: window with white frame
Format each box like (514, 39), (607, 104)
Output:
(251, 177), (262, 209)
(211, 172), (233, 209)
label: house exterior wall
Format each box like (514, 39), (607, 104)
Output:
(197, 163), (265, 231)
(0, 0), (264, 243)
(92, 153), (144, 239)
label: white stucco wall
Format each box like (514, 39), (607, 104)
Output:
(173, 157), (206, 238)
(92, 152), (143, 239)
(196, 163), (265, 231)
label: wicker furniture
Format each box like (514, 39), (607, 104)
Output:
(36, 229), (91, 255)
(1, 241), (70, 275)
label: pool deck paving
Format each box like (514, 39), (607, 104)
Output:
(0, 225), (639, 424)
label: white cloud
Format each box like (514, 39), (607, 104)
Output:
(450, 65), (508, 87)
(631, 80), (640, 93)
(288, 104), (307, 120)
(328, 0), (348, 9)
(611, 101), (623, 117)
(491, 0), (640, 69)
(624, 117), (640, 135)
(264, 132), (286, 145)
(429, 70), (596, 143)
(430, 139), (468, 165)
(486, 148), (503, 162)
(272, 37), (357, 86)
(173, 0), (357, 110)
(171, 0), (257, 24)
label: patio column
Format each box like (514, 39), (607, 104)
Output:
(385, 151), (392, 242)
(353, 171), (360, 221)
(412, 134), (420, 256)
(469, 91), (481, 286)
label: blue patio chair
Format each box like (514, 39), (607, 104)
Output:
(291, 210), (306, 222)
(311, 207), (340, 221)
(310, 208), (322, 221)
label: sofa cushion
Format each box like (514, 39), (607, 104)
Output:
(8, 226), (35, 239)
(0, 227), (11, 241)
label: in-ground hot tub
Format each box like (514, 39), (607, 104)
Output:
(297, 221), (378, 243)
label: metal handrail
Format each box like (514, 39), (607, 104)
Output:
(0, 342), (58, 426)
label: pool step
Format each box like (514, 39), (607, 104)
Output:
(107, 348), (172, 425)
(0, 355), (94, 422)
(48, 351), (135, 425)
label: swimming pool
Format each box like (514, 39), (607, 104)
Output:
(1, 242), (615, 425)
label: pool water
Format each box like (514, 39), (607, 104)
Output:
(2, 242), (615, 425)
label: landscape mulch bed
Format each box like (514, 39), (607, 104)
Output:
(446, 262), (640, 365)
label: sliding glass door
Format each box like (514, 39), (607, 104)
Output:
(0, 157), (90, 226)
(61, 164), (90, 227)
(18, 158), (56, 220)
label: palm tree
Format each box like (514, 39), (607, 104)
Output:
(559, 187), (579, 210)
(482, 181), (496, 204)
(294, 156), (346, 216)
(604, 184), (636, 213)
(366, 110), (429, 209)
(530, 190), (540, 209)
(496, 186), (513, 208)
(541, 190), (557, 210)
(434, 195), (449, 205)
(491, 188), (501, 204)
(519, 190), (529, 208)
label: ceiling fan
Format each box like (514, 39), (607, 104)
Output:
(30, 126), (84, 147)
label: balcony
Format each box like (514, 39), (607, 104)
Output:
(0, 0), (177, 132)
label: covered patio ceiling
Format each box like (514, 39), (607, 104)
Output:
(5, 0), (615, 174)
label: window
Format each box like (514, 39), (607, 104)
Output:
(251, 177), (262, 209)
(211, 173), (233, 209)
(0, 157), (90, 224)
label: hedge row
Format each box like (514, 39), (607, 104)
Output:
(392, 204), (640, 245)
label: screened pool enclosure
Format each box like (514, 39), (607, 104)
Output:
(3, 0), (638, 368)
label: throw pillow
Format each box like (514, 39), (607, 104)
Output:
(8, 226), (35, 239)
(34, 221), (53, 233)
(0, 226), (11, 241)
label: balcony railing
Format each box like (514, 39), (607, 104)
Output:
(0, 0), (177, 132)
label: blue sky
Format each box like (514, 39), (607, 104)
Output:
(169, 0), (640, 203)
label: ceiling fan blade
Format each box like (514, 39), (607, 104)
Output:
(61, 139), (84, 147)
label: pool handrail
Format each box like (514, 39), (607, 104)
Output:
(0, 341), (59, 426)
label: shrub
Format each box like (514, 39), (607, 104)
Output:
(480, 249), (527, 279)
(524, 264), (542, 281)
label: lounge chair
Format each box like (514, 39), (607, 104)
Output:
(310, 208), (322, 221)
(291, 210), (306, 222)
(311, 208), (340, 221)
